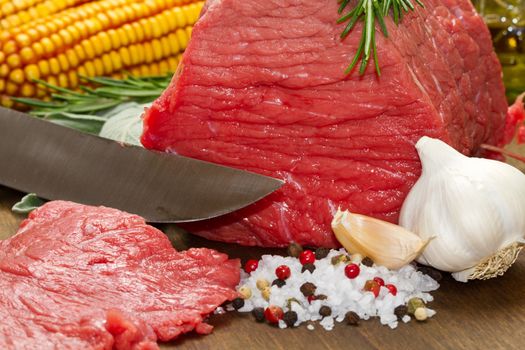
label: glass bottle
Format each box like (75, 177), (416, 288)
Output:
(473, 0), (525, 102)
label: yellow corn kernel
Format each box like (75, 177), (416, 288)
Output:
(89, 36), (104, 57)
(9, 69), (24, 84)
(74, 44), (86, 62)
(6, 81), (18, 95)
(0, 79), (4, 92)
(65, 49), (79, 68)
(58, 29), (74, 46)
(68, 70), (78, 88)
(1, 95), (14, 108)
(57, 54), (69, 72)
(20, 83), (35, 97)
(48, 57), (60, 75)
(151, 39), (163, 61)
(76, 65), (87, 77)
(15, 33), (31, 47)
(6, 54), (21, 68)
(3, 40), (17, 55)
(101, 53), (113, 74)
(83, 61), (95, 77)
(98, 32), (112, 52)
(118, 46), (131, 66)
(93, 58), (104, 75)
(81, 39), (95, 60)
(107, 29), (121, 50)
(46, 75), (58, 88)
(40, 37), (55, 55)
(37, 60), (50, 77)
(32, 42), (44, 57)
(143, 42), (153, 64)
(20, 47), (35, 64)
(24, 64), (40, 81)
(109, 51), (122, 71)
(57, 72), (68, 88)
(0, 64), (9, 77)
(176, 28), (188, 50)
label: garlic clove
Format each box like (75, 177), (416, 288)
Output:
(331, 209), (429, 270)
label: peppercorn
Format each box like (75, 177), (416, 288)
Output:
(231, 297), (244, 310)
(316, 294), (328, 300)
(238, 285), (252, 299)
(407, 297), (425, 315)
(331, 254), (349, 265)
(283, 310), (298, 327)
(361, 257), (374, 267)
(287, 242), (303, 258)
(364, 280), (380, 297)
(314, 247), (330, 259)
(275, 265), (291, 280)
(319, 306), (332, 317)
(373, 277), (385, 286)
(301, 263), (316, 273)
(345, 311), (360, 326)
(261, 287), (271, 301)
(385, 284), (397, 296)
(394, 305), (408, 320)
(299, 250), (316, 265)
(272, 279), (286, 288)
(414, 307), (428, 321)
(244, 259), (259, 273)
(300, 282), (316, 297)
(418, 266), (443, 281)
(252, 307), (265, 322)
(256, 279), (270, 291)
(345, 263), (360, 279)
(264, 305), (284, 324)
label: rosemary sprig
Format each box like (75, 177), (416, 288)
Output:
(12, 74), (171, 119)
(338, 0), (424, 76)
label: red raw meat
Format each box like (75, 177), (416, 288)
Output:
(141, 0), (508, 247)
(0, 201), (240, 349)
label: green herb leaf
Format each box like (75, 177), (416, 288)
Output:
(338, 0), (424, 75)
(12, 193), (45, 215)
(99, 102), (148, 146)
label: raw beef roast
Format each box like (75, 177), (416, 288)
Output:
(141, 0), (508, 247)
(0, 201), (239, 349)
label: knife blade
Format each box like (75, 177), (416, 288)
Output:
(0, 107), (283, 222)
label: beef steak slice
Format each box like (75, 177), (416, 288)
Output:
(0, 201), (240, 350)
(141, 0), (507, 247)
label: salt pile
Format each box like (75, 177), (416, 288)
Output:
(234, 249), (439, 330)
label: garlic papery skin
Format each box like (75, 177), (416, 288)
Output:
(399, 136), (525, 282)
(331, 209), (429, 270)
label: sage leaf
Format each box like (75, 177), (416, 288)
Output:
(12, 193), (46, 215)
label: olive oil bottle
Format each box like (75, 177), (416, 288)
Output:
(473, 0), (525, 101)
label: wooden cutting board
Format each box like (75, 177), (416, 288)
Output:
(1, 186), (524, 350)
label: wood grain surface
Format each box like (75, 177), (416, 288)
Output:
(1, 186), (524, 350)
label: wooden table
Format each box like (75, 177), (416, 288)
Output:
(1, 186), (524, 350)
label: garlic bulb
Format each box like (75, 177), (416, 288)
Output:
(400, 136), (525, 282)
(331, 209), (429, 269)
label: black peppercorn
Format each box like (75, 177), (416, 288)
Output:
(361, 257), (374, 267)
(316, 294), (328, 300)
(252, 307), (265, 322)
(314, 247), (330, 259)
(283, 311), (298, 327)
(319, 305), (332, 317)
(394, 305), (408, 320)
(345, 311), (360, 326)
(300, 282), (317, 297)
(287, 242), (303, 258)
(232, 297), (244, 310)
(301, 263), (316, 273)
(272, 278), (286, 288)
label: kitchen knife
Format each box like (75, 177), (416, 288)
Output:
(0, 107), (283, 222)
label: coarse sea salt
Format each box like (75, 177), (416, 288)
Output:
(235, 249), (439, 330)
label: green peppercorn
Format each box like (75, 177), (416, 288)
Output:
(314, 247), (330, 259)
(394, 305), (408, 320)
(331, 254), (349, 265)
(319, 305), (332, 317)
(345, 311), (360, 326)
(300, 282), (317, 297)
(252, 307), (265, 322)
(301, 263), (316, 273)
(283, 311), (298, 327)
(272, 278), (286, 288)
(361, 257), (374, 267)
(407, 297), (425, 315)
(232, 297), (244, 310)
(287, 242), (303, 258)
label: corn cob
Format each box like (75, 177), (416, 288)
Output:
(0, 0), (203, 108)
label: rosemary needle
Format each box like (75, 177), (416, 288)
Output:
(338, 0), (424, 76)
